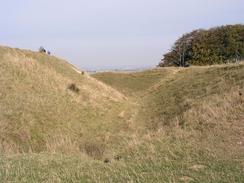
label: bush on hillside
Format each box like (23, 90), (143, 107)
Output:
(67, 83), (80, 93)
(159, 24), (244, 67)
(39, 46), (46, 53)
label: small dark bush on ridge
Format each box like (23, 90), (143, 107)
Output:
(39, 46), (46, 53)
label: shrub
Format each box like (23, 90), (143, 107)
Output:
(39, 46), (46, 53)
(67, 83), (80, 93)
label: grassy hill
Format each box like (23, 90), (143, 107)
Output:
(0, 46), (128, 154)
(94, 64), (244, 182)
(0, 46), (244, 182)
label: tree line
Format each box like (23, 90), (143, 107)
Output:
(159, 24), (244, 67)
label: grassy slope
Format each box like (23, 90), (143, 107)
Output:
(93, 69), (174, 96)
(0, 46), (244, 182)
(0, 46), (128, 155)
(93, 64), (244, 182)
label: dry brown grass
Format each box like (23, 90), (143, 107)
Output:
(0, 46), (127, 154)
(1, 46), (244, 182)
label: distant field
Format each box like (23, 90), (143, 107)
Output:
(93, 68), (174, 95)
(0, 46), (244, 182)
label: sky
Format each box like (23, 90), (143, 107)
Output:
(1, 0), (244, 70)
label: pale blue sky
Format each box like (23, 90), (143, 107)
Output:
(1, 0), (243, 70)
